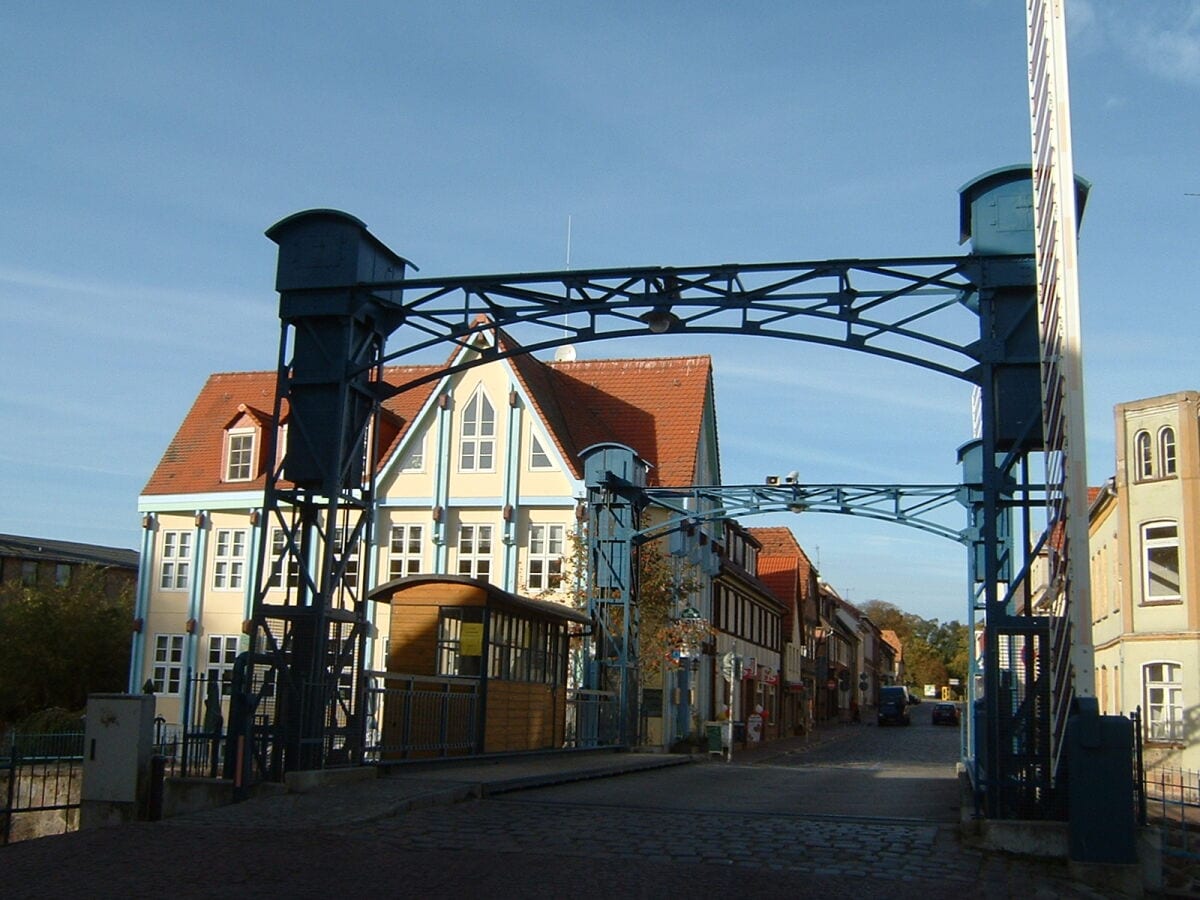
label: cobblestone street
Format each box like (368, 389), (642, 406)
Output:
(0, 716), (1123, 898)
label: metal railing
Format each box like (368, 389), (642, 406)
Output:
(1, 730), (85, 845)
(564, 689), (619, 748)
(363, 671), (480, 761)
(1141, 762), (1200, 864)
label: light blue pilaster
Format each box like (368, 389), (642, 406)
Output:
(501, 385), (521, 592)
(128, 514), (157, 692)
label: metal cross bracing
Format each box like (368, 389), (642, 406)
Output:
(359, 254), (1033, 392)
(631, 482), (976, 545)
(235, 175), (1086, 826)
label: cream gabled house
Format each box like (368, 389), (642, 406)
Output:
(1090, 390), (1200, 769)
(131, 325), (720, 738)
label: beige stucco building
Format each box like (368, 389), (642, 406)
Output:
(1090, 391), (1199, 769)
(130, 325), (722, 743)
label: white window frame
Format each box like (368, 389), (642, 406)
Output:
(1141, 521), (1181, 603)
(388, 524), (424, 580)
(1134, 430), (1153, 480)
(1159, 426), (1177, 477)
(333, 526), (361, 589)
(459, 387), (496, 472)
(529, 432), (554, 470)
(400, 433), (426, 472)
(153, 634), (186, 695)
(212, 528), (248, 591)
(457, 524), (493, 581)
(159, 531), (192, 591)
(526, 524), (565, 592)
(205, 634), (240, 694)
(225, 428), (256, 482)
(1143, 661), (1183, 742)
(267, 529), (300, 590)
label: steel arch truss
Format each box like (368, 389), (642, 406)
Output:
(627, 482), (973, 546)
(364, 255), (1033, 388)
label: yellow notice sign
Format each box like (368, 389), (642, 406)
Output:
(460, 622), (484, 657)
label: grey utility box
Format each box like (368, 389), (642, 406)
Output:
(80, 693), (156, 829)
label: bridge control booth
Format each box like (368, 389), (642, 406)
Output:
(368, 575), (591, 758)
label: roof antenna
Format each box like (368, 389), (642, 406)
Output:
(555, 214), (577, 362)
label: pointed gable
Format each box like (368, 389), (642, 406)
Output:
(749, 526), (819, 640)
(145, 324), (714, 497)
(501, 329), (714, 486)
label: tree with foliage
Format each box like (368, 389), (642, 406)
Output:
(634, 540), (709, 677)
(0, 567), (133, 727)
(548, 527), (710, 678)
(861, 598), (968, 696)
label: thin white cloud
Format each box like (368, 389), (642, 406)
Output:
(0, 451), (140, 479)
(0, 263), (266, 310)
(1077, 1), (1200, 87)
(719, 360), (968, 417)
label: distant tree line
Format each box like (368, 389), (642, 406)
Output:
(0, 567), (132, 729)
(861, 599), (969, 698)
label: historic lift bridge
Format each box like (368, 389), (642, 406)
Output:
(224, 160), (1110, 827)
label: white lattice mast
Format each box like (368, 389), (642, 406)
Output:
(1026, 0), (1094, 699)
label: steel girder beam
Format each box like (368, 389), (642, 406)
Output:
(627, 482), (978, 546)
(338, 255), (1034, 390)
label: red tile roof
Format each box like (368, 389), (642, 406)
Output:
(525, 356), (712, 486)
(747, 526), (819, 637)
(143, 327), (714, 495)
(142, 367), (441, 495)
(751, 526), (816, 582)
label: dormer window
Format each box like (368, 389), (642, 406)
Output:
(224, 403), (265, 483)
(226, 429), (256, 482)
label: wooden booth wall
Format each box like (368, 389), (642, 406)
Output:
(375, 578), (574, 755)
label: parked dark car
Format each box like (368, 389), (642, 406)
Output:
(931, 702), (960, 726)
(877, 685), (910, 726)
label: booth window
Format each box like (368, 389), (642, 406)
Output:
(437, 607), (484, 677)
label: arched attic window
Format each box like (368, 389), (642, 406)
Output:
(1159, 426), (1177, 477)
(1134, 430), (1153, 481)
(459, 386), (495, 472)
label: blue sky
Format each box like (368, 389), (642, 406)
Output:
(2, 2), (1197, 624)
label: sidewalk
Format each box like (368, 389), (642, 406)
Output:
(166, 722), (852, 831)
(170, 747), (695, 831)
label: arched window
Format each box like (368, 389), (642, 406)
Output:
(1159, 426), (1177, 476)
(1134, 430), (1153, 480)
(459, 387), (495, 471)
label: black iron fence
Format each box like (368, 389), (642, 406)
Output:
(1, 730), (85, 845)
(564, 689), (618, 748)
